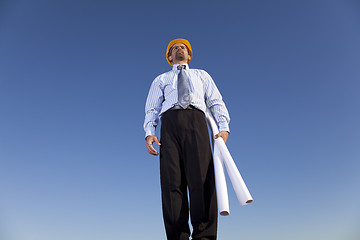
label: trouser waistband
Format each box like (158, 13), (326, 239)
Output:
(169, 105), (196, 110)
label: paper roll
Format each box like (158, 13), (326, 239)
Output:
(206, 109), (253, 215)
(215, 137), (253, 206)
(213, 141), (230, 216)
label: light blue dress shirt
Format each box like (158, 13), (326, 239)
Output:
(144, 64), (230, 138)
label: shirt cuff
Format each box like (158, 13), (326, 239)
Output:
(218, 121), (230, 133)
(145, 128), (156, 139)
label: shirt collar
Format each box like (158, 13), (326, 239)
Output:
(172, 63), (189, 71)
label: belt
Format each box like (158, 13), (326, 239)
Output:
(170, 105), (196, 110)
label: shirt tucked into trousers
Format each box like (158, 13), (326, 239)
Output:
(160, 108), (217, 240)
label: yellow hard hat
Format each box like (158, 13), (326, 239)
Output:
(166, 38), (193, 66)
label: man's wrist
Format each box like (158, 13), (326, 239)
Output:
(218, 121), (230, 133)
(145, 130), (155, 139)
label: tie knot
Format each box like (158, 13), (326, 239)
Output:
(177, 65), (186, 70)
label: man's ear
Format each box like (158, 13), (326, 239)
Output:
(168, 56), (172, 61)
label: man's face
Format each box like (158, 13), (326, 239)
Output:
(169, 43), (191, 63)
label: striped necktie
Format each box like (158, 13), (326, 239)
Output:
(177, 65), (192, 109)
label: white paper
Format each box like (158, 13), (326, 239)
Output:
(206, 109), (253, 215)
(216, 137), (253, 206)
(213, 140), (230, 216)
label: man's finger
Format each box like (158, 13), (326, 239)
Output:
(145, 136), (160, 155)
(214, 132), (228, 143)
(155, 138), (161, 146)
(149, 145), (158, 155)
(147, 142), (158, 155)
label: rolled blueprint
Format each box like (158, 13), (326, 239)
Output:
(216, 137), (253, 205)
(213, 139), (230, 216)
(206, 109), (253, 215)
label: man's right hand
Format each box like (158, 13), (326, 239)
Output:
(145, 135), (161, 155)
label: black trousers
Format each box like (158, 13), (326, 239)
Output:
(160, 109), (217, 240)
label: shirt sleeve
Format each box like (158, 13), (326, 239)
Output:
(202, 70), (230, 132)
(144, 77), (164, 138)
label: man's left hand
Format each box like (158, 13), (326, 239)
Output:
(215, 131), (230, 143)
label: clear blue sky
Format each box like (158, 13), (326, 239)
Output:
(1, 0), (359, 239)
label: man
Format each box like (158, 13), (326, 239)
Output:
(144, 38), (230, 240)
